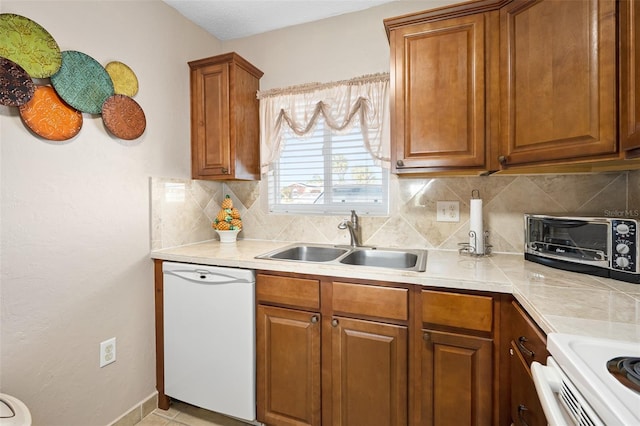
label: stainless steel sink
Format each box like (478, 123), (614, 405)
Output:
(339, 249), (419, 269)
(264, 245), (348, 262)
(256, 243), (427, 272)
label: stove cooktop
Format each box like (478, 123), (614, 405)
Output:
(607, 356), (640, 392)
(548, 333), (640, 426)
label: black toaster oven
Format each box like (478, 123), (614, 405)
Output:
(524, 214), (639, 283)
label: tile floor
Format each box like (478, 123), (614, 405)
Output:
(135, 401), (253, 426)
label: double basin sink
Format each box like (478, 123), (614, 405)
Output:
(256, 243), (427, 272)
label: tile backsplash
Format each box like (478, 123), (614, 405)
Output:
(151, 170), (639, 253)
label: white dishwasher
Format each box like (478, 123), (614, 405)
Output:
(162, 261), (256, 422)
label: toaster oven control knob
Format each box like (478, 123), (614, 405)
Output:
(616, 243), (630, 255)
(616, 257), (630, 268)
(615, 223), (630, 235)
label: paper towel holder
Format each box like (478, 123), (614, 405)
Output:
(458, 189), (492, 256)
(458, 230), (492, 256)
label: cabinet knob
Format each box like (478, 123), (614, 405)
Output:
(221, 167), (229, 174)
(517, 336), (535, 358)
(423, 332), (430, 341)
(310, 315), (319, 323)
(498, 155), (507, 165)
(517, 404), (530, 426)
(396, 160), (404, 167)
(331, 318), (339, 327)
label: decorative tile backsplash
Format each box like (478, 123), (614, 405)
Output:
(151, 170), (639, 253)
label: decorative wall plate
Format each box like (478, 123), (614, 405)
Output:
(19, 86), (83, 141)
(105, 61), (139, 97)
(0, 57), (35, 107)
(50, 50), (114, 114)
(101, 94), (146, 140)
(0, 13), (61, 78)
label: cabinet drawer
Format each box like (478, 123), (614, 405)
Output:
(511, 301), (548, 367)
(332, 282), (408, 321)
(421, 290), (493, 332)
(510, 340), (547, 426)
(256, 274), (320, 310)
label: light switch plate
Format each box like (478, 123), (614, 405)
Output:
(436, 201), (460, 222)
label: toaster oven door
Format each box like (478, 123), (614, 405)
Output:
(526, 217), (609, 266)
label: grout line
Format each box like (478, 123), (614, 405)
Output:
(152, 408), (180, 421)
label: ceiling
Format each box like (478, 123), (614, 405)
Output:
(163, 0), (397, 41)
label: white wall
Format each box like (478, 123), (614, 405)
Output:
(221, 0), (451, 90)
(0, 1), (221, 424)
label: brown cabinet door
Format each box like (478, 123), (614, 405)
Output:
(189, 53), (262, 180)
(257, 305), (321, 426)
(499, 0), (617, 167)
(510, 342), (547, 426)
(420, 330), (492, 426)
(620, 0), (640, 155)
(330, 316), (408, 426)
(190, 61), (231, 178)
(390, 13), (488, 173)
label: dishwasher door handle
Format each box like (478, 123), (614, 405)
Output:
(164, 269), (253, 285)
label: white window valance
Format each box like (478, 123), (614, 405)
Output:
(257, 73), (390, 174)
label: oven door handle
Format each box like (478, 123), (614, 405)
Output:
(541, 219), (588, 228)
(531, 360), (568, 426)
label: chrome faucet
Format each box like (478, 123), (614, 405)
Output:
(338, 210), (362, 247)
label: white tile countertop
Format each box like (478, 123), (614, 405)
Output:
(151, 239), (640, 343)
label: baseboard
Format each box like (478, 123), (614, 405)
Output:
(108, 391), (158, 426)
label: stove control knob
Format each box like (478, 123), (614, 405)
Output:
(616, 257), (630, 268)
(616, 243), (630, 255)
(616, 223), (630, 235)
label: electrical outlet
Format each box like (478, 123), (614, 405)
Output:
(436, 201), (460, 222)
(100, 337), (116, 368)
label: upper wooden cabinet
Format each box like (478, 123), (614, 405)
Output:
(498, 0), (617, 168)
(387, 12), (497, 174)
(620, 0), (640, 157)
(189, 52), (263, 181)
(386, 0), (638, 174)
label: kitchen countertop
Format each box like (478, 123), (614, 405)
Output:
(151, 239), (640, 343)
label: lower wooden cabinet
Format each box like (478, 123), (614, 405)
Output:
(417, 290), (497, 425)
(510, 341), (546, 426)
(256, 272), (410, 426)
(331, 316), (408, 426)
(420, 330), (493, 425)
(254, 272), (523, 426)
(155, 265), (541, 426)
(508, 301), (549, 426)
(256, 305), (321, 426)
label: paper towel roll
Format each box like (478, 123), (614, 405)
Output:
(469, 198), (484, 254)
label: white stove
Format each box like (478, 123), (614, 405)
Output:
(532, 333), (640, 426)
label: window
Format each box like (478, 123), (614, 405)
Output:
(268, 117), (388, 214)
(259, 74), (390, 216)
